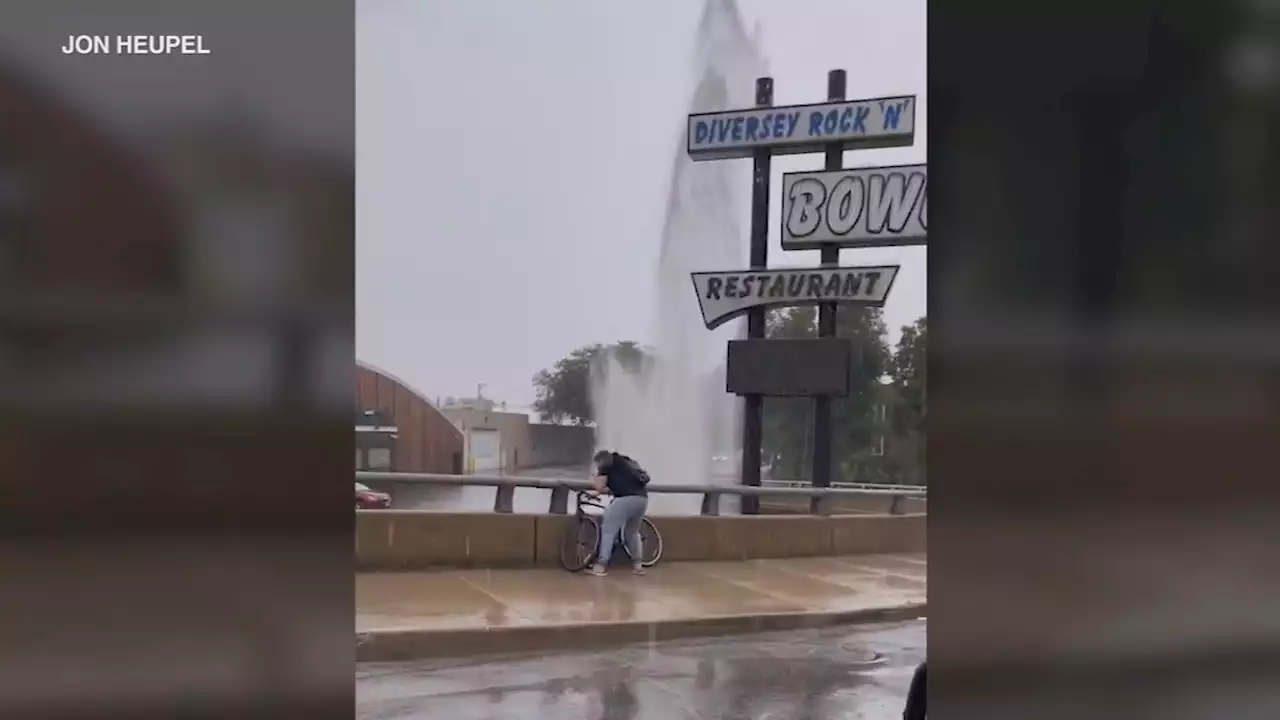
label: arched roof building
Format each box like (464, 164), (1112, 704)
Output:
(356, 360), (463, 474)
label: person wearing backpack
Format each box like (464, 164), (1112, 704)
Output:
(586, 449), (650, 577)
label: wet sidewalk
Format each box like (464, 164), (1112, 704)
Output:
(357, 555), (926, 661)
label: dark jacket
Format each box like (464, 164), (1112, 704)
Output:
(601, 452), (648, 498)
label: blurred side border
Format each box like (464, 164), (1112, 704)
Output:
(0, 2), (355, 718)
(929, 0), (1280, 717)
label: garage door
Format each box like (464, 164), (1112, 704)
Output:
(469, 428), (501, 473)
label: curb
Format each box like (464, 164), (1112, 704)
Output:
(356, 602), (927, 663)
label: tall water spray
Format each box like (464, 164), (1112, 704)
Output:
(591, 0), (768, 514)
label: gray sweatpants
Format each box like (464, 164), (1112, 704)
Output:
(596, 494), (648, 566)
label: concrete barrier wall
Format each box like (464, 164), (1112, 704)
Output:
(356, 511), (926, 571)
(760, 495), (927, 515)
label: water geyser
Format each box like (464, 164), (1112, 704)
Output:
(590, 0), (768, 515)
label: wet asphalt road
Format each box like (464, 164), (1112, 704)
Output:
(357, 620), (924, 720)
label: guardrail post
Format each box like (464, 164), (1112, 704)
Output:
(810, 492), (831, 516)
(889, 494), (905, 515)
(701, 491), (721, 517)
(494, 485), (515, 513)
(548, 486), (569, 515)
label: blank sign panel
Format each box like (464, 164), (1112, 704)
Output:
(725, 339), (850, 397)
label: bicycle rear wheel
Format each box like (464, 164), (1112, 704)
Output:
(559, 516), (600, 572)
(637, 517), (662, 567)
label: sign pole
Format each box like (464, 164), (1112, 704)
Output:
(739, 76), (773, 515)
(811, 69), (847, 504)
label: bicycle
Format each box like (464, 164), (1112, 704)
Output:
(558, 488), (663, 572)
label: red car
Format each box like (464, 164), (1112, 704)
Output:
(355, 482), (391, 510)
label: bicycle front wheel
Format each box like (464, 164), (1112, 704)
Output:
(559, 516), (600, 572)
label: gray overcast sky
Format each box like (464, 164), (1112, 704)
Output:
(356, 0), (926, 408)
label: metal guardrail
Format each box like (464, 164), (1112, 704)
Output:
(761, 478), (928, 493)
(356, 471), (926, 517)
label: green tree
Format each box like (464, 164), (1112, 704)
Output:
(760, 306), (891, 482)
(761, 307), (816, 478)
(831, 307), (891, 482)
(890, 317), (926, 431)
(532, 341), (647, 425)
(886, 316), (926, 484)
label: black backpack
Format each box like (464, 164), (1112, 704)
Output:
(614, 452), (650, 485)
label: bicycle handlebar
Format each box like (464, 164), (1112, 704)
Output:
(567, 485), (606, 509)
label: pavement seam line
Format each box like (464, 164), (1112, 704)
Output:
(598, 568), (685, 617)
(690, 564), (845, 609)
(635, 563), (794, 614)
(454, 572), (541, 627)
(691, 569), (805, 607)
(811, 556), (927, 583)
(769, 559), (879, 587)
(834, 553), (926, 568)
(765, 560), (925, 601)
(829, 558), (926, 584)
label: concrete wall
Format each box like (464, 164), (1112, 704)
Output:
(356, 511), (926, 570)
(760, 495), (927, 515)
(441, 408), (531, 473)
(527, 424), (595, 468)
